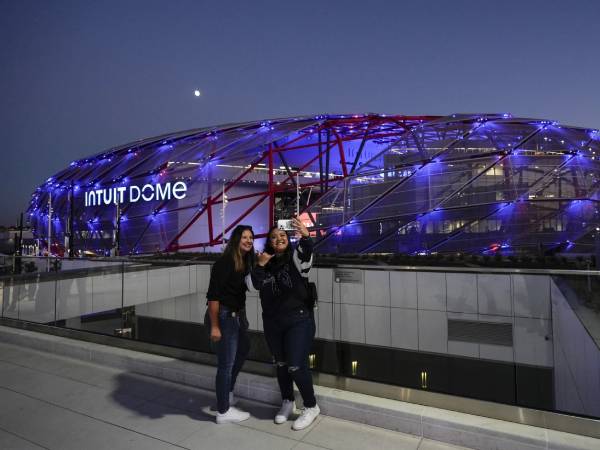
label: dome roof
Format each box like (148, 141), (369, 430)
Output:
(28, 113), (600, 255)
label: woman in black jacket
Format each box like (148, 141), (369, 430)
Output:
(250, 217), (320, 430)
(206, 224), (255, 424)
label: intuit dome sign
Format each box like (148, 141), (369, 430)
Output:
(84, 181), (187, 207)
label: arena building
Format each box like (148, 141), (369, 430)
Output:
(27, 113), (600, 256)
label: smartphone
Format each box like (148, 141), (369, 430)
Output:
(277, 219), (294, 231)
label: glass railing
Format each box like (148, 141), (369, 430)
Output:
(1, 256), (131, 329)
(549, 272), (600, 418)
(2, 256), (599, 421)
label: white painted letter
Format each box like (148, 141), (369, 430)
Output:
(102, 188), (113, 205)
(130, 185), (141, 203)
(172, 181), (187, 200)
(90, 191), (97, 206)
(141, 184), (154, 202)
(156, 182), (171, 201)
(117, 186), (127, 203)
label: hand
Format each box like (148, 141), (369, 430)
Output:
(257, 251), (274, 267)
(210, 326), (222, 342)
(292, 217), (309, 238)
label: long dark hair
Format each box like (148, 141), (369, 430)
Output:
(263, 225), (292, 270)
(223, 225), (255, 273)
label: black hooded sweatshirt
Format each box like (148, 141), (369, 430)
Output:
(249, 237), (313, 317)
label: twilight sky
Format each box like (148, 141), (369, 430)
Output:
(1, 0), (599, 226)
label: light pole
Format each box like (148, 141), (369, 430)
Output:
(113, 203), (121, 256)
(221, 184), (227, 250)
(47, 191), (52, 271)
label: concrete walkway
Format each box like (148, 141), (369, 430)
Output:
(0, 341), (469, 450)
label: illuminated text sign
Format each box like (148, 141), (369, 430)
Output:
(84, 181), (187, 207)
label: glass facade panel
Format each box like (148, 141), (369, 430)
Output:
(27, 114), (600, 257)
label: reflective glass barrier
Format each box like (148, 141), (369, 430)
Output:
(1, 256), (133, 332)
(1, 257), (599, 420)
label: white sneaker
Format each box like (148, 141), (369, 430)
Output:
(274, 399), (295, 424)
(229, 391), (238, 406)
(216, 406), (250, 424)
(292, 405), (320, 430)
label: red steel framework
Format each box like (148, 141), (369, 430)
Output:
(166, 115), (435, 251)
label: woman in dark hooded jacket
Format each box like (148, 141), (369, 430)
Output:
(250, 217), (320, 430)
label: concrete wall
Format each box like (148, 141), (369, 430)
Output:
(309, 268), (553, 367)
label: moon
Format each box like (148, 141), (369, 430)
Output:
(194, 89), (201, 97)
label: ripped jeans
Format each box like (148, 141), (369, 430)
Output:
(262, 307), (316, 408)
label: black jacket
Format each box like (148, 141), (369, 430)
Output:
(250, 237), (313, 316)
(206, 255), (248, 311)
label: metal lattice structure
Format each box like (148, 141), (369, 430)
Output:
(27, 113), (600, 256)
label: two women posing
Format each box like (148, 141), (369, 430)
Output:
(205, 218), (320, 430)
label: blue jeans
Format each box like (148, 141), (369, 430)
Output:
(207, 305), (250, 414)
(263, 308), (317, 408)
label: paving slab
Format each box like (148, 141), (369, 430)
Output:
(0, 389), (181, 450)
(178, 422), (298, 450)
(0, 428), (47, 450)
(302, 416), (422, 450)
